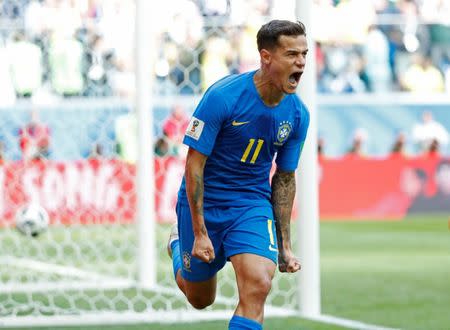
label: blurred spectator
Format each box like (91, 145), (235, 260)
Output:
(165, 0), (204, 94)
(167, 0), (203, 46)
(154, 136), (170, 157)
(160, 104), (190, 157)
(320, 47), (367, 93)
(335, 0), (376, 44)
(1, 0), (28, 19)
(407, 160), (450, 214)
(435, 160), (450, 196)
(411, 111), (449, 154)
(198, 0), (230, 17)
(19, 109), (51, 160)
(162, 104), (190, 144)
(0, 37), (16, 106)
(397, 0), (424, 54)
(3, 0), (450, 100)
(44, 0), (83, 38)
(317, 136), (326, 160)
(315, 41), (326, 83)
(363, 25), (392, 92)
(88, 143), (105, 159)
(423, 138), (441, 159)
(400, 53), (445, 92)
(389, 131), (408, 159)
(374, 0), (403, 83)
(402, 167), (430, 214)
(96, 0), (136, 99)
(6, 32), (43, 97)
(24, 0), (48, 40)
(312, 0), (337, 44)
(201, 34), (232, 91)
(235, 3), (267, 73)
(84, 33), (114, 97)
(421, 0), (450, 67)
(445, 61), (450, 93)
(345, 128), (368, 158)
(48, 31), (84, 96)
(114, 113), (137, 163)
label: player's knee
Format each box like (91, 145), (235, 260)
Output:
(255, 275), (273, 297)
(187, 293), (215, 310)
(241, 275), (272, 301)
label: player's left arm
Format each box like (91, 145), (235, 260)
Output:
(271, 169), (300, 273)
(272, 105), (310, 273)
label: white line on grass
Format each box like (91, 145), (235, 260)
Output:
(0, 256), (133, 292)
(304, 314), (400, 330)
(0, 256), (113, 280)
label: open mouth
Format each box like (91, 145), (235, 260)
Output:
(288, 72), (302, 85)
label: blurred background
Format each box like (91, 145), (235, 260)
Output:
(0, 1), (449, 330)
(0, 0), (449, 218)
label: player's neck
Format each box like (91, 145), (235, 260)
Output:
(253, 70), (285, 107)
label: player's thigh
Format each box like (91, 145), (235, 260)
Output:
(181, 273), (217, 306)
(225, 206), (278, 298)
(223, 205), (279, 265)
(230, 253), (276, 299)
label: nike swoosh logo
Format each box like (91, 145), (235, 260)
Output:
(232, 120), (250, 126)
(269, 245), (278, 252)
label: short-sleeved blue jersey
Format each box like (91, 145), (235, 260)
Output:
(178, 70), (310, 208)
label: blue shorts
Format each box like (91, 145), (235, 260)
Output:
(176, 202), (279, 282)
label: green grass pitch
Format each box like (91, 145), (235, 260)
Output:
(1, 215), (449, 330)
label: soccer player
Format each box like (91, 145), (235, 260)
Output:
(168, 19), (310, 330)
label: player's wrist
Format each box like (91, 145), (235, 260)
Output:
(193, 231), (209, 239)
(192, 221), (208, 238)
(278, 243), (293, 254)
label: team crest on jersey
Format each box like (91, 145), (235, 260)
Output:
(182, 251), (191, 271)
(275, 121), (292, 145)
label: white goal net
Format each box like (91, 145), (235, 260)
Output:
(0, 0), (303, 327)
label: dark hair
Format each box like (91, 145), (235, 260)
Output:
(257, 20), (306, 51)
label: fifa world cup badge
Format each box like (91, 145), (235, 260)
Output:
(191, 120), (199, 132)
(186, 117), (204, 140)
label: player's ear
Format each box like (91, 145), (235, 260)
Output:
(260, 49), (271, 65)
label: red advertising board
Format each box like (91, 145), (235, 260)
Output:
(0, 156), (449, 226)
(0, 159), (136, 225)
(319, 156), (450, 219)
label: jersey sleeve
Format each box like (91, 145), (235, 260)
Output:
(275, 107), (310, 172)
(183, 89), (228, 156)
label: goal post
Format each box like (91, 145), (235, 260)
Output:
(135, 0), (156, 290)
(296, 0), (322, 318)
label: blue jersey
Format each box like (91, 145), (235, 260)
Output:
(178, 70), (310, 208)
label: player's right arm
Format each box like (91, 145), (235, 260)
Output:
(185, 147), (215, 263)
(182, 86), (230, 263)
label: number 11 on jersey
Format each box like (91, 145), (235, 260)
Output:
(241, 139), (264, 164)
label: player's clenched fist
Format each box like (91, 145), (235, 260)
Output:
(192, 235), (215, 263)
(278, 250), (301, 273)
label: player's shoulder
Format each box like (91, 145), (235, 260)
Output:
(288, 94), (309, 115)
(286, 94), (310, 128)
(206, 71), (253, 102)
